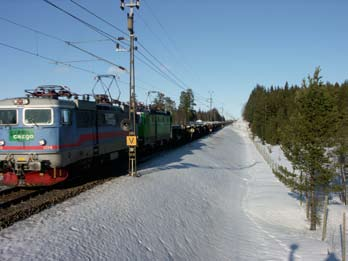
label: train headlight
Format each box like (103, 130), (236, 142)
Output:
(28, 162), (41, 171)
(13, 98), (29, 105)
(39, 139), (46, 146)
(0, 140), (5, 146)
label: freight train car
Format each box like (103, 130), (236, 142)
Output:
(137, 110), (172, 147)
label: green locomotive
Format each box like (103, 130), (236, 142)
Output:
(137, 110), (172, 147)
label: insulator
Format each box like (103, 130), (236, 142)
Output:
(127, 14), (134, 33)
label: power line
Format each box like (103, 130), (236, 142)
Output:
(118, 78), (151, 93)
(42, 0), (211, 107)
(55, 59), (101, 63)
(43, 0), (122, 45)
(70, 0), (128, 37)
(67, 0), (188, 91)
(0, 37), (207, 108)
(0, 15), (126, 71)
(137, 42), (189, 89)
(0, 41), (151, 105)
(141, 0), (200, 84)
(66, 41), (126, 71)
(141, 1), (221, 108)
(142, 0), (168, 36)
(0, 15), (162, 98)
(141, 12), (217, 105)
(137, 13), (177, 63)
(51, 0), (206, 100)
(136, 53), (209, 106)
(135, 51), (186, 90)
(68, 39), (111, 44)
(0, 16), (64, 42)
(0, 41), (97, 75)
(44, 0), (187, 91)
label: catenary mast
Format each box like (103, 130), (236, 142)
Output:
(120, 0), (140, 176)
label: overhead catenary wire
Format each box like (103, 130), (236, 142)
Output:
(0, 41), (97, 75)
(55, 0), (209, 103)
(0, 28), (208, 108)
(0, 41), (208, 108)
(43, 0), (127, 47)
(70, 0), (128, 37)
(137, 13), (196, 88)
(135, 52), (209, 106)
(142, 2), (218, 105)
(137, 12), (175, 58)
(141, 0), (201, 83)
(135, 51), (186, 90)
(135, 48), (210, 105)
(41, 0), (212, 108)
(141, 1), (224, 108)
(0, 41), (153, 104)
(0, 15), (126, 72)
(0, 16), (64, 42)
(64, 0), (187, 90)
(54, 59), (101, 63)
(136, 42), (188, 90)
(0, 16), (112, 46)
(66, 41), (126, 71)
(68, 39), (112, 44)
(0, 15), (161, 97)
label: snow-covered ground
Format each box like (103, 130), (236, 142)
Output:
(0, 121), (338, 260)
(250, 121), (348, 258)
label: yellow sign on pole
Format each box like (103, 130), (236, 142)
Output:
(126, 135), (137, 146)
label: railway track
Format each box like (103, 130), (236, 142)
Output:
(0, 188), (48, 210)
(0, 160), (127, 230)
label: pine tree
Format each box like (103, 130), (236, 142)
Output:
(152, 92), (165, 111)
(164, 96), (176, 113)
(281, 67), (339, 230)
(178, 89), (196, 123)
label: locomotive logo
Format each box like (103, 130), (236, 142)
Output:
(10, 129), (35, 141)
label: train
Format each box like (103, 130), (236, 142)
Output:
(0, 85), (225, 187)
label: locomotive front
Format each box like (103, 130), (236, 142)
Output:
(0, 97), (68, 186)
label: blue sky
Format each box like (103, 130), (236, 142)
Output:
(0, 0), (347, 118)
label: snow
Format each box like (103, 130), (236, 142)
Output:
(250, 120), (348, 258)
(0, 120), (338, 260)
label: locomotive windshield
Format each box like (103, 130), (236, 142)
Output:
(0, 109), (17, 125)
(24, 109), (52, 125)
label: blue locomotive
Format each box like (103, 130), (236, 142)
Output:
(0, 85), (129, 186)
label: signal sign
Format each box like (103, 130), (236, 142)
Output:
(126, 136), (137, 146)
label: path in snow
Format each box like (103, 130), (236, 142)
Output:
(0, 123), (332, 260)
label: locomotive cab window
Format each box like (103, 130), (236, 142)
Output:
(60, 109), (71, 125)
(24, 109), (53, 125)
(0, 109), (17, 125)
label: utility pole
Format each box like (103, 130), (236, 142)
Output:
(220, 106), (224, 120)
(120, 0), (140, 176)
(208, 91), (213, 121)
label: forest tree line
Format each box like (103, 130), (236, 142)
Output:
(243, 68), (348, 230)
(149, 88), (225, 124)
